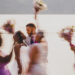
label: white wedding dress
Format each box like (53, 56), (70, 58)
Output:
(29, 42), (48, 75)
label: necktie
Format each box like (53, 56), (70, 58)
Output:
(31, 36), (34, 44)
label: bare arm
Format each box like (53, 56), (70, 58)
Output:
(0, 50), (13, 63)
(69, 42), (75, 53)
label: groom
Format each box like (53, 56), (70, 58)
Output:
(25, 23), (36, 45)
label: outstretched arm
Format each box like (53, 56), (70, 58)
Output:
(0, 50), (13, 63)
(69, 42), (75, 53)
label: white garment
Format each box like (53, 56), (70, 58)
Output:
(25, 35), (36, 45)
(30, 64), (46, 75)
(25, 36), (31, 45)
(19, 41), (48, 75)
(29, 43), (48, 75)
(31, 43), (48, 63)
(20, 46), (30, 75)
(8, 51), (18, 75)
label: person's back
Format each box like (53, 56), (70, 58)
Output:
(28, 43), (47, 75)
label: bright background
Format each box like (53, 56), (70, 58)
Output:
(0, 15), (75, 75)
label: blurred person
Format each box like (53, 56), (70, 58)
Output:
(26, 23), (48, 75)
(0, 26), (14, 75)
(0, 21), (14, 54)
(59, 26), (75, 70)
(0, 49), (13, 75)
(59, 26), (75, 52)
(13, 31), (30, 75)
(25, 23), (36, 45)
(27, 30), (48, 75)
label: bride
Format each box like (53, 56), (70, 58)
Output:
(27, 31), (48, 75)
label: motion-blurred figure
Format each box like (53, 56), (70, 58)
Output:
(59, 26), (75, 70)
(25, 23), (36, 45)
(0, 50), (13, 75)
(28, 30), (48, 75)
(59, 26), (74, 52)
(0, 24), (14, 75)
(13, 31), (30, 75)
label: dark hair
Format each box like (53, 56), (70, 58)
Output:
(13, 31), (26, 44)
(37, 30), (44, 39)
(26, 23), (36, 29)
